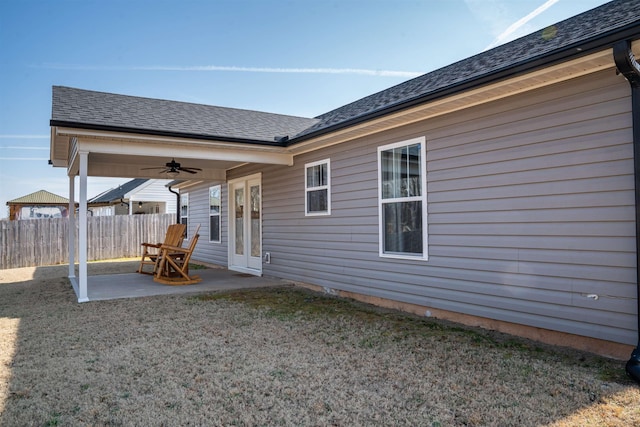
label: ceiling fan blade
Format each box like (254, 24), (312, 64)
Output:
(141, 159), (200, 175)
(180, 167), (202, 173)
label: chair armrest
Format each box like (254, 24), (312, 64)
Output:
(141, 242), (162, 248)
(159, 244), (188, 253)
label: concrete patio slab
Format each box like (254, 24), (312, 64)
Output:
(87, 266), (288, 301)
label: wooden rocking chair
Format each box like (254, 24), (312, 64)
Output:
(137, 223), (186, 275)
(153, 225), (202, 286)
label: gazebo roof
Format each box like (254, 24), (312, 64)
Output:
(6, 190), (71, 206)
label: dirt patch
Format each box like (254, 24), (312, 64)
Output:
(0, 260), (639, 425)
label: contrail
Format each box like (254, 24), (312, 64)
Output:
(484, 0), (560, 50)
(0, 146), (48, 150)
(0, 157), (49, 160)
(0, 134), (48, 139)
(39, 64), (423, 78)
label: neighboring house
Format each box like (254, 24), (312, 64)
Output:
(5, 190), (76, 220)
(88, 179), (177, 216)
(49, 0), (640, 362)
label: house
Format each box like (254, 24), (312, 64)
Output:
(88, 178), (177, 216)
(5, 190), (77, 220)
(49, 0), (640, 367)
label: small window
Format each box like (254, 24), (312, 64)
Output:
(378, 137), (428, 259)
(209, 185), (221, 243)
(305, 159), (331, 216)
(180, 193), (189, 239)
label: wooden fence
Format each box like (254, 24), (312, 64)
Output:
(0, 214), (175, 270)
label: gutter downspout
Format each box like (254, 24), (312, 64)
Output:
(167, 184), (180, 224)
(613, 40), (640, 384)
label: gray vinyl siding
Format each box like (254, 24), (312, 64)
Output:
(182, 183), (228, 266)
(229, 68), (636, 345)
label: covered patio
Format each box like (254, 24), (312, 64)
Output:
(81, 263), (287, 302)
(49, 86), (315, 302)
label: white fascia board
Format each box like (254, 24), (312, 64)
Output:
(49, 127), (61, 166)
(50, 128), (68, 167)
(288, 48), (615, 156)
(67, 137), (79, 176)
(54, 129), (294, 166)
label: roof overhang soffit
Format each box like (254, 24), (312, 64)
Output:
(53, 128), (293, 179)
(289, 44), (638, 155)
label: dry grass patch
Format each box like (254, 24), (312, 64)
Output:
(0, 262), (639, 426)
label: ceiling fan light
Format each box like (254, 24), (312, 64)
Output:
(166, 170), (179, 179)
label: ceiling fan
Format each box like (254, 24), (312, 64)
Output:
(141, 159), (202, 177)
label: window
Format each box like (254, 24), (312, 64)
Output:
(209, 185), (221, 242)
(305, 159), (331, 215)
(180, 193), (189, 238)
(378, 137), (427, 259)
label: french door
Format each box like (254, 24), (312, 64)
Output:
(228, 174), (262, 274)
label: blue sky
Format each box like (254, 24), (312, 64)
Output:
(0, 0), (611, 218)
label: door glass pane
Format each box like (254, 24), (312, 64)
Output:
(250, 185), (260, 257)
(235, 187), (244, 255)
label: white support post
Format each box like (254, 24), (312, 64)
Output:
(78, 151), (89, 302)
(68, 174), (76, 279)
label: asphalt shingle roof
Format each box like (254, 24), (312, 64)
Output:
(296, 0), (640, 139)
(88, 179), (149, 204)
(7, 190), (70, 205)
(50, 0), (640, 146)
(52, 87), (319, 144)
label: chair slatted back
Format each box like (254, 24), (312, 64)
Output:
(165, 223), (186, 247)
(180, 233), (200, 267)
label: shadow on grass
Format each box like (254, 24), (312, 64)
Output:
(1, 267), (638, 425)
(0, 260), (142, 286)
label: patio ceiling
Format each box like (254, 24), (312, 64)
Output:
(49, 121), (299, 302)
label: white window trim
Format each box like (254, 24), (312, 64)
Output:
(209, 185), (222, 243)
(377, 136), (428, 260)
(305, 158), (331, 216)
